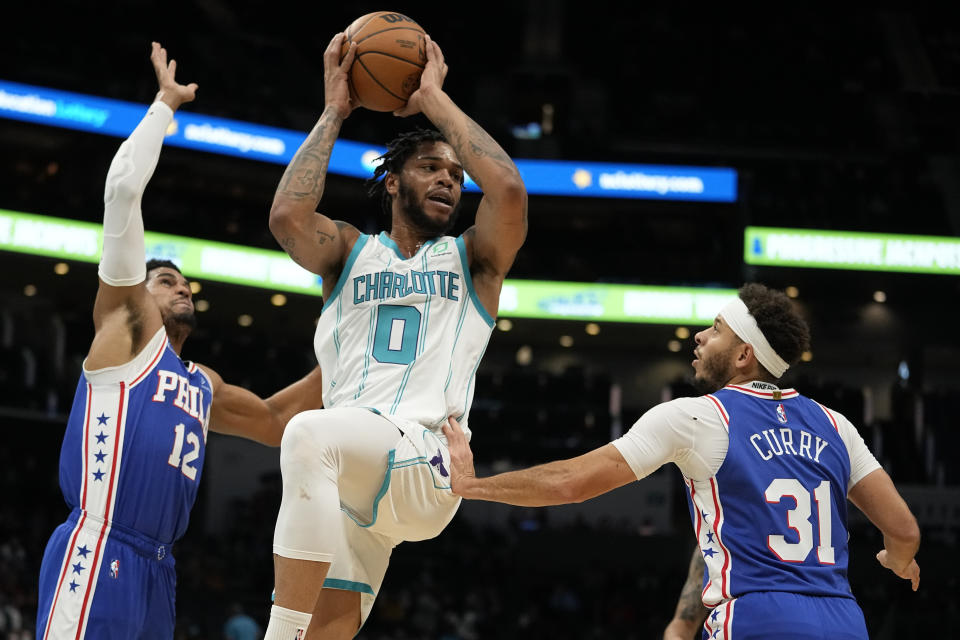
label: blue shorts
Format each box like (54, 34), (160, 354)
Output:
(36, 510), (176, 640)
(702, 591), (868, 640)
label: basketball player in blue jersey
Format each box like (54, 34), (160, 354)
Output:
(262, 32), (527, 639)
(444, 283), (921, 640)
(36, 43), (325, 640)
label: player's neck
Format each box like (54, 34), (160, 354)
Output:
(164, 322), (191, 356)
(388, 225), (435, 259)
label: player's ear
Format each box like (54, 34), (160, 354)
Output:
(384, 172), (399, 196)
(735, 343), (752, 368)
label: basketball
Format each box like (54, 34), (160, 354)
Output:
(340, 11), (427, 112)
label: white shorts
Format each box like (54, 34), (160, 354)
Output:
(274, 407), (461, 624)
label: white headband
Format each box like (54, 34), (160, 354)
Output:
(719, 298), (789, 378)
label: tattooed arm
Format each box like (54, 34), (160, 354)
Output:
(396, 36), (527, 317)
(663, 545), (709, 640)
(269, 33), (360, 292)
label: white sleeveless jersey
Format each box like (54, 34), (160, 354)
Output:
(315, 232), (495, 437)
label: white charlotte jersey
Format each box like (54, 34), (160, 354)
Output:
(315, 232), (495, 437)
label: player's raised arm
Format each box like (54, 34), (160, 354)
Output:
(88, 42), (198, 370)
(269, 33), (361, 289)
(396, 36), (527, 314)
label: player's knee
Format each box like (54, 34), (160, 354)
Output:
(280, 411), (338, 469)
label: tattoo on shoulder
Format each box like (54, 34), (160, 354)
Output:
(317, 229), (335, 245)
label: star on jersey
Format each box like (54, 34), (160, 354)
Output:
(97, 413), (110, 425)
(94, 450), (107, 463)
(76, 545), (90, 558)
(706, 531), (715, 543)
(92, 469), (105, 481)
(95, 431), (108, 444)
(712, 629), (720, 638)
(711, 609), (720, 622)
(68, 580), (79, 593)
(72, 561), (86, 574)
(703, 548), (718, 558)
(701, 510), (709, 520)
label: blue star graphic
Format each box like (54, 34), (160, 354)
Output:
(701, 510), (710, 520)
(92, 469), (105, 481)
(69, 580), (80, 593)
(94, 450), (107, 463)
(713, 630), (720, 639)
(703, 547), (718, 558)
(76, 545), (90, 558)
(96, 413), (109, 425)
(712, 609), (720, 622)
(95, 431), (108, 444)
(72, 562), (86, 574)
(706, 531), (715, 543)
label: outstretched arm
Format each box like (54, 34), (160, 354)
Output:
(442, 417), (635, 506)
(848, 468), (921, 591)
(663, 546), (709, 640)
(199, 365), (324, 446)
(397, 36), (527, 315)
(269, 32), (360, 291)
(87, 42), (198, 370)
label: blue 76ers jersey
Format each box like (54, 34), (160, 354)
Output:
(685, 385), (853, 610)
(58, 327), (212, 544)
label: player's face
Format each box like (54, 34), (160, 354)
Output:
(692, 315), (741, 392)
(146, 267), (196, 329)
(395, 142), (464, 235)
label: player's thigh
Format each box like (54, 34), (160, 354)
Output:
(42, 534), (153, 639)
(288, 407), (403, 516)
(726, 592), (867, 640)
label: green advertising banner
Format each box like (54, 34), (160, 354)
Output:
(745, 226), (960, 275)
(0, 208), (324, 295)
(0, 209), (738, 324)
(497, 280), (737, 324)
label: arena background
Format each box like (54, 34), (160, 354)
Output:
(2, 3), (957, 638)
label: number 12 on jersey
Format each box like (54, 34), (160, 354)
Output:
(765, 478), (835, 564)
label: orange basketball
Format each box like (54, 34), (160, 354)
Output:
(340, 12), (427, 112)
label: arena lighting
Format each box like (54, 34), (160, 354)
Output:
(0, 209), (738, 324)
(746, 226), (960, 275)
(0, 79), (737, 202)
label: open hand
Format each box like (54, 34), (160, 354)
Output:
(150, 42), (198, 111)
(441, 415), (475, 496)
(876, 550), (920, 591)
(323, 32), (358, 119)
(393, 35), (447, 117)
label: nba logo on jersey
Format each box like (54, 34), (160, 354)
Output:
(109, 559), (119, 579)
(776, 403), (788, 423)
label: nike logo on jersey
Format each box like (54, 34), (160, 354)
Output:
(353, 270), (460, 304)
(151, 369), (208, 421)
(750, 427), (829, 463)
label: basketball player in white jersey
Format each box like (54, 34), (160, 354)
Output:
(444, 283), (920, 640)
(262, 32), (527, 639)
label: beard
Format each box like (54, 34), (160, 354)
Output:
(692, 343), (738, 394)
(397, 180), (460, 236)
(163, 309), (197, 343)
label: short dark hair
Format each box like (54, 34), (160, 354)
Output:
(146, 259), (182, 274)
(366, 129), (452, 216)
(739, 283), (811, 379)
